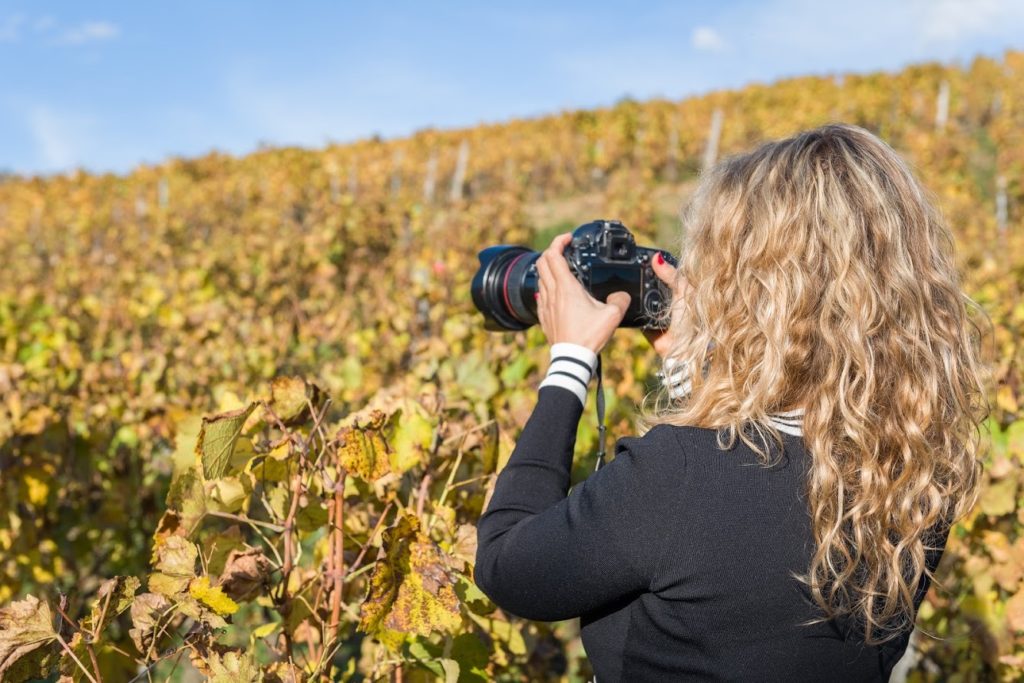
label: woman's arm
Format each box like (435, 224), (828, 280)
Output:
(474, 345), (678, 621)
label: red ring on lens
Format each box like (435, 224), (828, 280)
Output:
(502, 252), (529, 323)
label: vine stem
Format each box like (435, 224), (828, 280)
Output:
(55, 595), (104, 683)
(279, 469), (304, 662)
(55, 632), (99, 683)
(346, 502), (394, 580)
(324, 468), (348, 679)
(206, 510), (285, 533)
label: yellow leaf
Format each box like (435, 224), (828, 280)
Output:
(189, 576), (239, 616)
(997, 385), (1019, 414)
(23, 475), (49, 506)
(337, 411), (391, 482)
(269, 376), (322, 425)
(252, 621), (279, 639)
(358, 514), (462, 650)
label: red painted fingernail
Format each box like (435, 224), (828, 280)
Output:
(534, 292), (540, 299)
(655, 252), (664, 265)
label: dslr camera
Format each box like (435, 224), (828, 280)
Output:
(471, 220), (677, 331)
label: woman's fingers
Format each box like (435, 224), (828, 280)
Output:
(536, 251), (553, 296)
(544, 233), (581, 290)
(651, 252), (677, 287)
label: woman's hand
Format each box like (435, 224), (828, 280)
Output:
(642, 251), (692, 359)
(535, 233), (631, 353)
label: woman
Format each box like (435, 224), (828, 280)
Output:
(474, 124), (986, 681)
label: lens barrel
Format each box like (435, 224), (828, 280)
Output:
(470, 246), (540, 331)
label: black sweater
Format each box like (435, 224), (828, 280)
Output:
(475, 386), (947, 682)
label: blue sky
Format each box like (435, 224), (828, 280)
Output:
(2, 1), (1023, 176)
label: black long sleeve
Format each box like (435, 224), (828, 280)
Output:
(475, 386), (678, 621)
(475, 384), (947, 682)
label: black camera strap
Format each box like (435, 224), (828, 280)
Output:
(594, 353), (606, 472)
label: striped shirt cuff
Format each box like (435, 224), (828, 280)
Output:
(538, 343), (598, 406)
(660, 356), (693, 400)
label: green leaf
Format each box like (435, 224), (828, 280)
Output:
(455, 574), (493, 616)
(197, 403), (257, 479)
(499, 353), (533, 386)
(451, 632), (490, 681)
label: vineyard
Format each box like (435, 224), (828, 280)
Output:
(0, 51), (1023, 681)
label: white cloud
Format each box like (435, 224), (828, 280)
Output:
(0, 13), (25, 42)
(917, 0), (1024, 42)
(1, 14), (120, 46)
(27, 107), (94, 170)
(56, 20), (119, 45)
(692, 26), (726, 52)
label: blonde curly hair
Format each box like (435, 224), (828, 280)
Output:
(644, 123), (987, 644)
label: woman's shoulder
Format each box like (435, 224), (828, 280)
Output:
(619, 422), (808, 472)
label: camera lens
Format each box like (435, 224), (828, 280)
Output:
(470, 246), (540, 331)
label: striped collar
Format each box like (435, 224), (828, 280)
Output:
(767, 408), (804, 437)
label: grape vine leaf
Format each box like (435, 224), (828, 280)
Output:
(197, 402), (257, 479)
(337, 410), (392, 482)
(84, 576), (141, 634)
(0, 596), (59, 682)
(150, 536), (199, 597)
(358, 514), (462, 651)
(217, 547), (272, 601)
(129, 593), (172, 654)
(389, 401), (434, 474)
(62, 576), (141, 681)
(207, 648), (262, 683)
(269, 376), (323, 426)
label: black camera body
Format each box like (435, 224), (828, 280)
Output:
(471, 220), (677, 332)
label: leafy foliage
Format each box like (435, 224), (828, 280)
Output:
(0, 51), (1023, 680)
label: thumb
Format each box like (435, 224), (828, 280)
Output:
(605, 291), (632, 319)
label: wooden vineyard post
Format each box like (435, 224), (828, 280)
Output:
(666, 118), (680, 183)
(423, 151), (438, 203)
(935, 80), (950, 131)
(450, 139), (469, 202)
(390, 149), (403, 197)
(703, 108), (723, 172)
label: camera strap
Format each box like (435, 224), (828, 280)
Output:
(594, 354), (606, 472)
